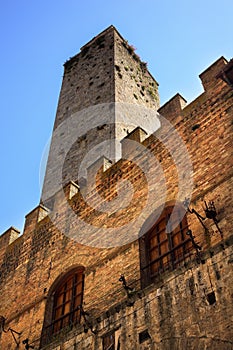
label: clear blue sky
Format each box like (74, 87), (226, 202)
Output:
(0, 0), (232, 234)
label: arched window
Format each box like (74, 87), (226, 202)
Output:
(40, 267), (84, 346)
(140, 205), (192, 287)
(52, 269), (84, 333)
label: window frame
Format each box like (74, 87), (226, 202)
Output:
(51, 269), (84, 334)
(140, 205), (192, 287)
(102, 331), (115, 350)
(40, 267), (85, 347)
(102, 328), (121, 350)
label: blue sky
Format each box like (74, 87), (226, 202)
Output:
(0, 0), (232, 234)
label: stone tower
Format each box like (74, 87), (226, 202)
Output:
(41, 25), (160, 206)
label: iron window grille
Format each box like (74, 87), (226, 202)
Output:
(40, 267), (84, 347)
(140, 206), (193, 287)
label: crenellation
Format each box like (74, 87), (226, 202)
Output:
(158, 93), (187, 126)
(0, 226), (20, 250)
(199, 56), (228, 92)
(23, 204), (49, 235)
(121, 126), (148, 158)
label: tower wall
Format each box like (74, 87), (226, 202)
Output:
(41, 26), (159, 205)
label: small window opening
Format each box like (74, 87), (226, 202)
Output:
(139, 329), (151, 343)
(206, 291), (216, 305)
(103, 331), (115, 350)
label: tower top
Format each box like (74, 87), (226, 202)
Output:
(64, 26), (127, 67)
(80, 25), (123, 51)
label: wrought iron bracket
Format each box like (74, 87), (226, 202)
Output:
(79, 306), (97, 335)
(0, 316), (21, 346)
(22, 338), (34, 349)
(183, 198), (223, 237)
(119, 275), (136, 298)
(183, 198), (208, 232)
(203, 200), (223, 237)
(6, 328), (21, 346)
(186, 229), (202, 262)
(119, 274), (137, 306)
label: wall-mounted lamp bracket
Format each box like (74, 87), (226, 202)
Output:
(119, 274), (135, 299)
(183, 198), (208, 232)
(79, 306), (97, 335)
(22, 338), (34, 349)
(186, 229), (202, 262)
(184, 198), (223, 237)
(204, 201), (223, 237)
(0, 316), (21, 346)
(119, 274), (137, 306)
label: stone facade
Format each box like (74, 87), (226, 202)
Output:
(0, 26), (232, 350)
(41, 26), (159, 204)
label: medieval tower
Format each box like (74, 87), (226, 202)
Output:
(41, 26), (159, 206)
(0, 26), (233, 350)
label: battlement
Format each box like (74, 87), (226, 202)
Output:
(216, 58), (233, 88)
(199, 56), (228, 91)
(0, 227), (20, 250)
(23, 204), (49, 235)
(158, 56), (231, 126)
(158, 93), (187, 125)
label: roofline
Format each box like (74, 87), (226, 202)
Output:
(199, 56), (228, 78)
(158, 93), (187, 112)
(80, 25), (125, 51)
(64, 25), (124, 68)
